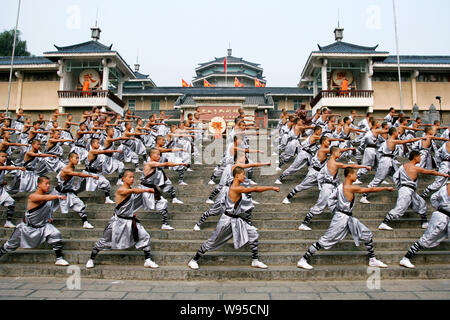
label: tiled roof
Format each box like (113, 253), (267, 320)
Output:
(198, 56), (261, 68)
(193, 72), (266, 81)
(134, 71), (150, 79)
(314, 41), (387, 54)
(0, 56), (55, 65)
(123, 87), (312, 96)
(44, 41), (113, 54)
(381, 56), (450, 65)
(243, 95), (274, 106)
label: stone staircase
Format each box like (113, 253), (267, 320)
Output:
(0, 141), (449, 281)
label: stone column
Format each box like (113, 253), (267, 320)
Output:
(411, 70), (419, 107)
(57, 59), (65, 91)
(102, 65), (110, 91)
(321, 59), (328, 91)
(117, 80), (124, 99)
(15, 71), (23, 110)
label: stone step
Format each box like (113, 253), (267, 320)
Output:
(0, 202), (434, 213)
(7, 192), (433, 206)
(1, 250), (448, 266)
(1, 263), (449, 281)
(6, 217), (433, 230)
(2, 237), (447, 252)
(0, 228), (436, 240)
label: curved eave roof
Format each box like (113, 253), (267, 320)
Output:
(123, 87), (312, 96)
(44, 41), (136, 79)
(315, 41), (384, 54)
(196, 56), (263, 72)
(193, 73), (265, 83)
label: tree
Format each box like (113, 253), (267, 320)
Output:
(0, 29), (31, 56)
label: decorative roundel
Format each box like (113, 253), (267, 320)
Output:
(79, 69), (101, 88)
(208, 116), (227, 134)
(332, 70), (354, 86)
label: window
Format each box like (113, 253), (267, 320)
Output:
(128, 100), (136, 111)
(151, 99), (160, 111)
(23, 72), (57, 81)
(274, 100), (279, 111)
(417, 72), (450, 83)
(294, 100), (302, 110)
(372, 72), (410, 82)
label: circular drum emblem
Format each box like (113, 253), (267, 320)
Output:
(79, 69), (101, 88)
(332, 70), (354, 86)
(209, 116), (226, 135)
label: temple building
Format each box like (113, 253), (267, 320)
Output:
(192, 48), (266, 87)
(0, 26), (449, 126)
(299, 27), (450, 116)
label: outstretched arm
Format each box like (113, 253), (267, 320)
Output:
(394, 137), (424, 145)
(0, 165), (25, 171)
(416, 166), (450, 178)
(29, 194), (66, 202)
(232, 162), (270, 170)
(349, 185), (394, 194)
(335, 162), (371, 171)
(117, 188), (154, 196)
(232, 186), (280, 194)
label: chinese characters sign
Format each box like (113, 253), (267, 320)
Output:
(198, 106), (240, 121)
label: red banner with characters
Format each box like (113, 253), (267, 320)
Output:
(197, 107), (241, 121)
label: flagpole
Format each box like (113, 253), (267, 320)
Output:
(225, 53), (227, 87)
(6, 0), (22, 117)
(392, 0), (403, 113)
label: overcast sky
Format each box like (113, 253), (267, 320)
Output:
(1, 0), (450, 86)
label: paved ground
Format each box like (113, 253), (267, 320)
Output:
(0, 276), (448, 300)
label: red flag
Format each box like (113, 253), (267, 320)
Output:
(255, 78), (261, 87)
(189, 83), (192, 87)
(224, 57), (227, 74)
(262, 82), (266, 87)
(234, 77), (245, 87)
(181, 79), (189, 87)
(204, 79), (212, 87)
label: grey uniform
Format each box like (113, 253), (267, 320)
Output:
(199, 166), (255, 227)
(6, 155), (42, 194)
(302, 183), (376, 262)
(81, 154), (111, 195)
(0, 170), (15, 221)
(115, 137), (139, 165)
(366, 141), (399, 190)
(53, 173), (87, 221)
(286, 154), (327, 200)
(137, 169), (170, 225)
(42, 141), (66, 173)
(193, 187), (260, 262)
(280, 136), (317, 180)
(357, 131), (379, 179)
(382, 165), (427, 225)
(70, 135), (89, 164)
(102, 143), (125, 176)
(414, 139), (438, 170)
(0, 199), (63, 254)
(279, 129), (301, 166)
(301, 163), (340, 226)
(93, 193), (151, 251)
(423, 144), (450, 196)
(404, 185), (450, 261)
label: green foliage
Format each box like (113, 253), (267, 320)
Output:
(0, 29), (31, 56)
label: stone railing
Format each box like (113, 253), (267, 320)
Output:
(310, 90), (374, 108)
